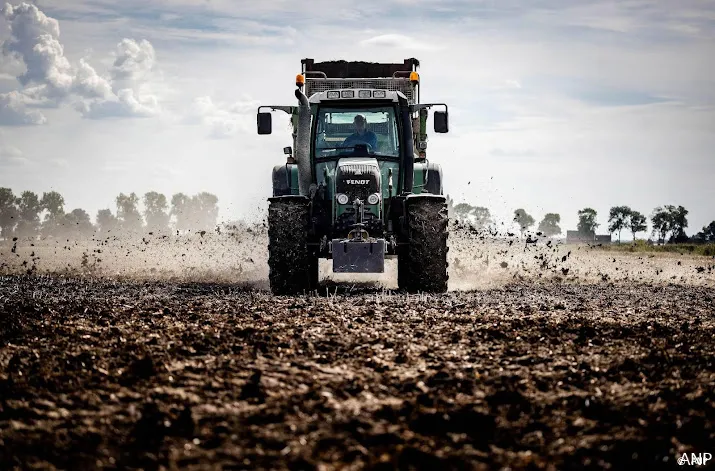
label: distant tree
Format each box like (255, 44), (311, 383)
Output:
(143, 191), (170, 232)
(513, 208), (535, 236)
(666, 205), (688, 243)
(453, 203), (491, 229)
(537, 213), (562, 237)
(193, 192), (219, 229)
(63, 208), (94, 237)
(473, 207), (492, 229)
(40, 191), (65, 220)
(693, 221), (715, 242)
(40, 191), (65, 236)
(577, 208), (598, 237)
(453, 203), (475, 223)
(171, 192), (220, 231)
(116, 192), (143, 233)
(608, 206), (631, 243)
(171, 192), (190, 231)
(0, 187), (18, 239)
(628, 210), (647, 241)
(651, 205), (689, 243)
(96, 209), (119, 233)
(703, 221), (715, 241)
(650, 207), (671, 243)
(15, 191), (42, 238)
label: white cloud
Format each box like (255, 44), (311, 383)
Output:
(72, 58), (113, 99)
(0, 141), (28, 166)
(109, 38), (155, 89)
(0, 90), (47, 125)
(0, 142), (21, 156)
(504, 79), (522, 89)
(182, 95), (260, 138)
(358, 33), (442, 51)
(1, 2), (73, 93)
(77, 88), (160, 119)
(0, 2), (161, 121)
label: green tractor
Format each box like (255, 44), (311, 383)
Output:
(257, 58), (449, 295)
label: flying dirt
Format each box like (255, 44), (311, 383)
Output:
(1, 222), (714, 470)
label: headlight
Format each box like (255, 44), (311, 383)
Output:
(372, 90), (386, 98)
(336, 193), (349, 205)
(358, 90), (371, 98)
(326, 91), (340, 99)
(340, 90), (354, 98)
(367, 193), (380, 205)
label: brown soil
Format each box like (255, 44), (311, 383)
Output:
(1, 273), (713, 470)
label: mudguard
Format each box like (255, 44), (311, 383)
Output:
(268, 194), (309, 203)
(405, 193), (447, 203)
(272, 164), (298, 196)
(424, 162), (443, 195)
(412, 161), (443, 194)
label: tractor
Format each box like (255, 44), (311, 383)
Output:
(256, 58), (449, 294)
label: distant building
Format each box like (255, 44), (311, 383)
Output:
(566, 230), (612, 244)
(566, 230), (592, 243)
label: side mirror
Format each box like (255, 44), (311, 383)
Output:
(283, 146), (292, 155)
(434, 111), (448, 133)
(257, 112), (272, 134)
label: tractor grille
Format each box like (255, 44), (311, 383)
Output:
(305, 78), (416, 103)
(335, 163), (381, 203)
(339, 163), (377, 176)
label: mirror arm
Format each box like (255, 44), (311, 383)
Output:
(409, 103), (448, 113)
(258, 106), (296, 114)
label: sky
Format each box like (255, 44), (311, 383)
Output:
(1, 0), (714, 237)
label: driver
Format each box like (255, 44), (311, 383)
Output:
(341, 114), (377, 150)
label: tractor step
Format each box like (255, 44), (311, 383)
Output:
(331, 238), (385, 273)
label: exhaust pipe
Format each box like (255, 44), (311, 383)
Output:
(400, 102), (415, 194)
(294, 89), (313, 197)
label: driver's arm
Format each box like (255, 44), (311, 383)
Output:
(368, 131), (378, 149)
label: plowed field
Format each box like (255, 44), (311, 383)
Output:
(1, 228), (713, 470)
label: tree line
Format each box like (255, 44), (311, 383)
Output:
(447, 198), (715, 243)
(0, 188), (219, 239)
(448, 199), (563, 237)
(578, 205), (713, 243)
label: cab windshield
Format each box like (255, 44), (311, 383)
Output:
(314, 106), (400, 158)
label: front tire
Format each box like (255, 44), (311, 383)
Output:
(267, 197), (319, 295)
(397, 197), (449, 293)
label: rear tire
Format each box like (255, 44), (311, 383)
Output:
(397, 197), (449, 293)
(267, 197), (319, 295)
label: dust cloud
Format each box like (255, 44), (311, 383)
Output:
(1, 222), (713, 290)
